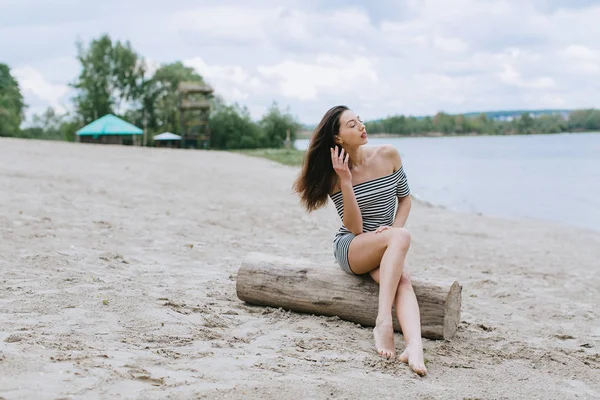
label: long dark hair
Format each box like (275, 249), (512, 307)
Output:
(293, 105), (349, 212)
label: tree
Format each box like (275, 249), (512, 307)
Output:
(124, 61), (207, 145)
(259, 102), (302, 148)
(72, 34), (146, 123)
(365, 119), (384, 133)
(454, 114), (472, 134)
(20, 107), (81, 141)
(147, 62), (204, 133)
(433, 112), (455, 134)
(0, 63), (25, 136)
(209, 104), (263, 149)
(517, 112), (534, 134)
(568, 109), (600, 131)
(534, 114), (565, 134)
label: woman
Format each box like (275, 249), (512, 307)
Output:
(293, 105), (427, 376)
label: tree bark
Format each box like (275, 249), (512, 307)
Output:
(236, 252), (462, 340)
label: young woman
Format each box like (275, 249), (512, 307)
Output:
(293, 105), (427, 376)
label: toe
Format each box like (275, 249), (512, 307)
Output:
(398, 350), (409, 363)
(412, 363), (427, 376)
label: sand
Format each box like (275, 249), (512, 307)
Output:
(0, 137), (598, 400)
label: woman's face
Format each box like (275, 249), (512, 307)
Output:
(336, 109), (367, 147)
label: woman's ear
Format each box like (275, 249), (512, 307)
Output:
(334, 135), (342, 144)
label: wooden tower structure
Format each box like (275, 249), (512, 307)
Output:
(177, 81), (214, 148)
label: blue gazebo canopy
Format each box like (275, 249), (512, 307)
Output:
(76, 114), (143, 136)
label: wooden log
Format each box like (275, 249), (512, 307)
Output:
(236, 252), (462, 340)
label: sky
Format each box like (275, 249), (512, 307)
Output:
(2, 0), (600, 125)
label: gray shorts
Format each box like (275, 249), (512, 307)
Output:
(333, 232), (359, 275)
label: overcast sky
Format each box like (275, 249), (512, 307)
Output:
(2, 0), (600, 124)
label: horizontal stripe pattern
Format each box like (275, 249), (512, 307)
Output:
(333, 232), (355, 274)
(330, 166), (411, 273)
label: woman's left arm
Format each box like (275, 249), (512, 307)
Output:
(392, 195), (412, 228)
(382, 145), (412, 228)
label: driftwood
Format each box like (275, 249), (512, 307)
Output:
(236, 252), (462, 340)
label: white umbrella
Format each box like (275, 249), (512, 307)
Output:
(153, 132), (182, 141)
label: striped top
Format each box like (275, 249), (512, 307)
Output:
(330, 166), (410, 240)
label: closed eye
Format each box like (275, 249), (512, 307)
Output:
(347, 117), (362, 128)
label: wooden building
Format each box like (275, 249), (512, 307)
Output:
(177, 82), (213, 148)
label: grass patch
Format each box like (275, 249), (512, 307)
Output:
(234, 148), (306, 166)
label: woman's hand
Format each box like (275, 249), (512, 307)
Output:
(375, 226), (392, 234)
(331, 146), (352, 183)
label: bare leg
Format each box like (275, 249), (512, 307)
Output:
(346, 228), (411, 359)
(371, 268), (427, 376)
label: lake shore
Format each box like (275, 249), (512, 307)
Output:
(1, 138), (599, 399)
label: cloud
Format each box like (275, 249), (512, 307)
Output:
(183, 57), (255, 102)
(527, 0), (600, 13)
(257, 55), (378, 101)
(3, 0), (600, 124)
(499, 64), (556, 89)
(170, 6), (275, 45)
(171, 5), (376, 56)
(12, 66), (71, 114)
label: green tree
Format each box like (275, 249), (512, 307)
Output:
(569, 109), (600, 131)
(585, 110), (600, 130)
(72, 34), (146, 123)
(21, 107), (63, 140)
(259, 102), (302, 148)
(148, 62), (204, 133)
(20, 107), (81, 141)
(0, 63), (26, 136)
(454, 114), (472, 134)
(517, 112), (534, 134)
(415, 116), (433, 134)
(124, 61), (207, 145)
(209, 103), (263, 149)
(534, 114), (565, 134)
(365, 119), (384, 133)
(433, 112), (455, 134)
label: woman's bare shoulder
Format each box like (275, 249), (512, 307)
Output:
(372, 144), (403, 170)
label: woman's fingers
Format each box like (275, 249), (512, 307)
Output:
(331, 147), (338, 167)
(375, 226), (391, 234)
(331, 146), (352, 172)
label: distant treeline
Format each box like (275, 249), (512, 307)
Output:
(0, 34), (300, 149)
(365, 109), (600, 136)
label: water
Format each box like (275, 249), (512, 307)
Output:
(295, 132), (600, 232)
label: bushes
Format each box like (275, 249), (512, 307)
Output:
(209, 102), (300, 150)
(209, 104), (263, 149)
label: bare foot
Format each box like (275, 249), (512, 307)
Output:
(373, 319), (395, 359)
(399, 343), (427, 376)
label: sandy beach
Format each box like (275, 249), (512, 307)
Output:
(0, 137), (598, 399)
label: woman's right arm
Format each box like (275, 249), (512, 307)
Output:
(340, 179), (363, 235)
(331, 146), (363, 235)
